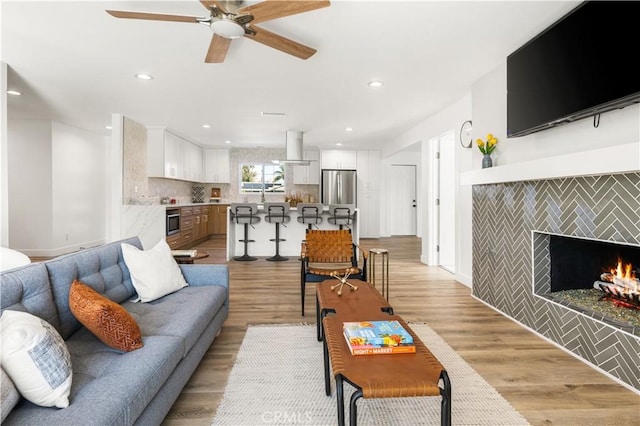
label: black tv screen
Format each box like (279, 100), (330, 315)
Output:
(507, 1), (640, 138)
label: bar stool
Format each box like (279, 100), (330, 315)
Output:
(264, 202), (291, 262)
(230, 203), (260, 261)
(327, 204), (354, 230)
(296, 203), (324, 230)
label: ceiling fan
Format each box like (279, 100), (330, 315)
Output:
(106, 0), (330, 63)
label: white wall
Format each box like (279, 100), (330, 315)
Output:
(7, 120), (53, 252)
(1, 61), (8, 247)
(8, 119), (107, 255)
(385, 94), (473, 287)
(51, 122), (106, 251)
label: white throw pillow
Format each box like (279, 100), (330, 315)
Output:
(0, 310), (72, 408)
(121, 239), (188, 303)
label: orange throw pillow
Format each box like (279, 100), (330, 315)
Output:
(69, 280), (143, 352)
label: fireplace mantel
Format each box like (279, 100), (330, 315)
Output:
(460, 142), (639, 185)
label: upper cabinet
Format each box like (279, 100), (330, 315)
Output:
(204, 148), (230, 183)
(320, 150), (357, 170)
(292, 150), (320, 184)
(147, 127), (203, 182)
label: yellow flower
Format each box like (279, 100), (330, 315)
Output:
(477, 133), (499, 155)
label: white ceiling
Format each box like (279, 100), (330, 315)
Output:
(3, 0), (578, 151)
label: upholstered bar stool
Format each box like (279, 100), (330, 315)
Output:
(296, 203), (324, 230)
(230, 203), (260, 261)
(327, 204), (354, 230)
(264, 202), (291, 261)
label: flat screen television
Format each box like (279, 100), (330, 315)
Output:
(506, 1), (640, 138)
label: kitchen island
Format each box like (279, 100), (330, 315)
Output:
(226, 206), (360, 260)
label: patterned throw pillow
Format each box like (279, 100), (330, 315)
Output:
(0, 310), (72, 408)
(68, 280), (143, 352)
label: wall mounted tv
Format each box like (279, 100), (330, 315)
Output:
(507, 1), (640, 138)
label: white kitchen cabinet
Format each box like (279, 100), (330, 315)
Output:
(147, 127), (203, 182)
(320, 150), (357, 170)
(356, 150), (381, 237)
(292, 150), (320, 184)
(183, 139), (203, 182)
(204, 148), (230, 183)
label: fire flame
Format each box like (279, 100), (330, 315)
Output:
(610, 258), (638, 294)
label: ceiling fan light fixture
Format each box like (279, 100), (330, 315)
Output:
(211, 19), (244, 39)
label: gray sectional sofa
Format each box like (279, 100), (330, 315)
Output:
(0, 237), (229, 425)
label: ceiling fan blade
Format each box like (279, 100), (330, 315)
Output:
(238, 0), (330, 24)
(246, 25), (316, 60)
(205, 34), (232, 63)
(106, 10), (200, 23)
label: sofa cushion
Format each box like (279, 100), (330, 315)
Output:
(0, 263), (60, 333)
(0, 310), (72, 408)
(68, 280), (143, 352)
(124, 285), (227, 357)
(121, 239), (188, 303)
(46, 237), (142, 340)
(1, 368), (21, 422)
(2, 332), (184, 425)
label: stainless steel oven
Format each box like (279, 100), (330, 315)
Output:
(166, 208), (180, 236)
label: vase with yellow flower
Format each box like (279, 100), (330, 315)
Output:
(477, 134), (498, 168)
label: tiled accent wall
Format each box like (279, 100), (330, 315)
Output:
(122, 117), (148, 204)
(472, 172), (640, 391)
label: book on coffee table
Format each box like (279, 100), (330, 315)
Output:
(343, 320), (416, 356)
(171, 249), (197, 258)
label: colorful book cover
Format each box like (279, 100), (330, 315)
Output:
(342, 320), (416, 356)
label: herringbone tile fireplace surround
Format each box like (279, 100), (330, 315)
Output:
(472, 172), (640, 391)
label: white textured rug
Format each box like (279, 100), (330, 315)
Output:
(212, 323), (530, 426)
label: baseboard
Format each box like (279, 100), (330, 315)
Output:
(455, 272), (472, 288)
(19, 239), (105, 258)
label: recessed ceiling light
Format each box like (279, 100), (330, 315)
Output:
(345, 127), (353, 132)
(225, 140), (231, 144)
(368, 80), (384, 88)
(202, 124), (211, 128)
(336, 143), (343, 146)
(261, 112), (286, 117)
(105, 125), (112, 130)
(7, 90), (22, 96)
(135, 73), (153, 80)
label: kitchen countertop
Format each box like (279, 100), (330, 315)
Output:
(163, 202), (230, 208)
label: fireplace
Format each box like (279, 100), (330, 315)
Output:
(533, 232), (640, 333)
(472, 170), (640, 391)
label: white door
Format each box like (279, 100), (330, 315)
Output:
(389, 165), (416, 235)
(438, 131), (456, 272)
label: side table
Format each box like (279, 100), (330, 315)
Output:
(173, 252), (209, 264)
(368, 248), (389, 300)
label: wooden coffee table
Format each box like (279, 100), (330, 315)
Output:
(316, 279), (393, 343)
(322, 315), (451, 426)
(173, 252), (209, 264)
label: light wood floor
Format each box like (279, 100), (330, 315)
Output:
(161, 236), (638, 426)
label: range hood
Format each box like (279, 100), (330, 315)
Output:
(273, 130), (310, 165)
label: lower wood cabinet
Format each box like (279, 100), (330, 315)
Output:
(168, 204), (228, 250)
(209, 205), (228, 236)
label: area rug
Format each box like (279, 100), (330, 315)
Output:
(211, 323), (530, 425)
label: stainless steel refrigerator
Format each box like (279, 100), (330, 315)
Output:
(321, 169), (357, 206)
